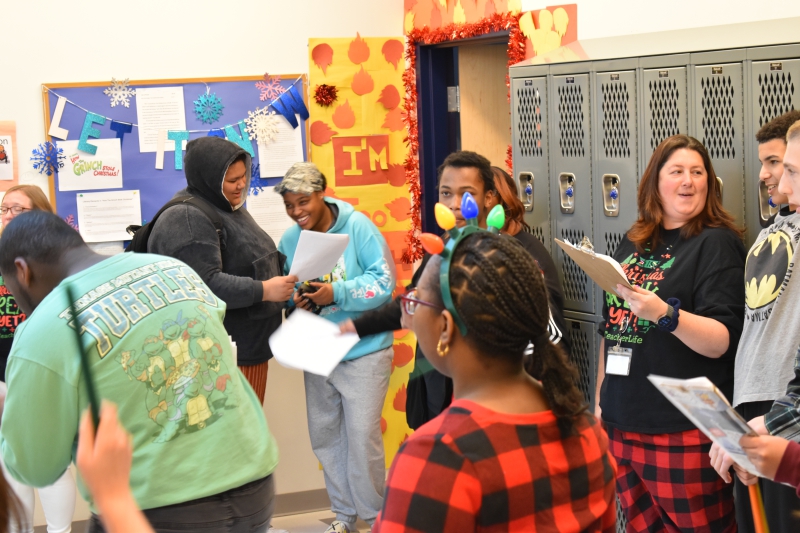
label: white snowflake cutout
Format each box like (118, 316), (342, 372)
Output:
(244, 107), (281, 146)
(104, 78), (136, 108)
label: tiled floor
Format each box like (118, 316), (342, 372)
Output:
(271, 511), (371, 533)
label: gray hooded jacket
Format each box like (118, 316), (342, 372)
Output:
(148, 136), (284, 365)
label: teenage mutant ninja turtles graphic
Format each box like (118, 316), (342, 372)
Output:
(116, 305), (238, 443)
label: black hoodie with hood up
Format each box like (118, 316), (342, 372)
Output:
(148, 137), (285, 365)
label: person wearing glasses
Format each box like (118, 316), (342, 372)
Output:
(0, 185), (77, 533)
(372, 223), (615, 531)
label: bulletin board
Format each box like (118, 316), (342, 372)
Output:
(40, 75), (309, 230)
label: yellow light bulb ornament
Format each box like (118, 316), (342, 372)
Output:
(434, 203), (456, 231)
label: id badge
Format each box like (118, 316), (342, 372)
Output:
(606, 346), (632, 376)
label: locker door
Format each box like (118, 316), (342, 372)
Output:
(511, 77), (550, 251)
(565, 318), (599, 412)
(593, 71), (639, 316)
(642, 67), (689, 165)
(747, 60), (800, 240)
(552, 74), (594, 314)
(693, 63), (746, 225)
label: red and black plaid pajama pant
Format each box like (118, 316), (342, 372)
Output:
(608, 427), (736, 533)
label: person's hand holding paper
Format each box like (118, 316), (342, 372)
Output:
(269, 309), (359, 376)
(288, 230), (350, 283)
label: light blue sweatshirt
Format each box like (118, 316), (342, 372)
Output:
(278, 197), (395, 361)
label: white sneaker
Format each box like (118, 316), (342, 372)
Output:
(324, 521), (352, 533)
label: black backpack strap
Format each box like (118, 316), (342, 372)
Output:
(178, 196), (226, 251)
(126, 195), (225, 251)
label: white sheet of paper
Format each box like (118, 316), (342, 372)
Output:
(87, 241), (125, 256)
(269, 309), (359, 376)
(0, 135), (14, 181)
(57, 139), (123, 191)
(246, 187), (295, 243)
(136, 87), (187, 153)
(257, 116), (304, 178)
(76, 190), (142, 243)
(289, 231), (350, 283)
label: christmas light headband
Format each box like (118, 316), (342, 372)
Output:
(419, 192), (505, 336)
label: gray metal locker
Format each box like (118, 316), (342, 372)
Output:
(642, 67), (689, 164)
(593, 68), (639, 315)
(745, 58), (800, 243)
(551, 72), (595, 315)
(511, 76), (551, 251)
(692, 61), (746, 226)
(565, 318), (599, 411)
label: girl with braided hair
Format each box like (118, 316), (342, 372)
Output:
(373, 230), (616, 532)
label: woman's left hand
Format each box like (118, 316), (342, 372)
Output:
(615, 284), (669, 323)
(306, 282), (335, 305)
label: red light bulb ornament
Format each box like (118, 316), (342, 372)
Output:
(419, 233), (444, 255)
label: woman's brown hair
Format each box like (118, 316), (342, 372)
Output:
(2, 185), (54, 214)
(490, 166), (529, 235)
(627, 135), (743, 251)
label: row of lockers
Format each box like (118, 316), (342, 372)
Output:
(509, 44), (800, 412)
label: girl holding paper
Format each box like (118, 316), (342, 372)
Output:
(276, 162), (395, 533)
(596, 135), (745, 532)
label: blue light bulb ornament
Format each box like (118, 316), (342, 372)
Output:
(461, 192), (479, 225)
(768, 197), (777, 208)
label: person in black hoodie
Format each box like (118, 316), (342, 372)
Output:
(340, 152), (569, 429)
(148, 137), (297, 403)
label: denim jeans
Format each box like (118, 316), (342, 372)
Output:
(87, 474), (275, 533)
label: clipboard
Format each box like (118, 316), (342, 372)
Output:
(554, 238), (633, 295)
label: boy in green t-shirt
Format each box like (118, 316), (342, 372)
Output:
(0, 211), (278, 533)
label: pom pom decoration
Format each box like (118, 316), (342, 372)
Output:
(30, 142), (65, 176)
(314, 84), (339, 107)
(434, 203), (456, 230)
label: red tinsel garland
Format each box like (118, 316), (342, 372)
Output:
(401, 11), (524, 263)
(313, 84), (338, 107)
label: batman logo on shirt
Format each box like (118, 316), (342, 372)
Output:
(744, 231), (793, 310)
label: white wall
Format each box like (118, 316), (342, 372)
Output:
(522, 0), (800, 40)
(2, 0), (402, 526)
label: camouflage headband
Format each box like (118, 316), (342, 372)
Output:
(275, 162), (325, 196)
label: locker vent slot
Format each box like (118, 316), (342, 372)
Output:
(560, 229), (589, 302)
(758, 72), (795, 127)
(524, 225), (546, 247)
(700, 76), (736, 159)
(648, 79), (681, 150)
(604, 232), (626, 257)
(516, 86), (543, 157)
(557, 84), (586, 158)
(601, 82), (631, 158)
(567, 323), (592, 405)
(616, 497), (627, 533)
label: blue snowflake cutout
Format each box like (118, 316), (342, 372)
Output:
(30, 142), (65, 176)
(250, 162), (270, 195)
(194, 92), (224, 124)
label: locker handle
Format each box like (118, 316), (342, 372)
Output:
(518, 172), (534, 213)
(716, 176), (723, 201)
(602, 174), (621, 217)
(558, 173), (576, 214)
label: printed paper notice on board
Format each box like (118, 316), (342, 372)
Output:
(76, 190), (142, 243)
(0, 134), (14, 181)
(57, 139), (123, 191)
(247, 186), (295, 243)
(257, 116), (304, 178)
(136, 87), (187, 153)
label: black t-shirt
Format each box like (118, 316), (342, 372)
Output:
(599, 227), (746, 433)
(0, 278), (25, 382)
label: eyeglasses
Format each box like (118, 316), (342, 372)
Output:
(400, 289), (443, 315)
(0, 206), (31, 216)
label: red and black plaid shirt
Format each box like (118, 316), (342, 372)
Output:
(373, 400), (617, 533)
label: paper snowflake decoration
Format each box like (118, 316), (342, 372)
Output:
(250, 162), (270, 195)
(64, 214), (79, 231)
(256, 73), (286, 102)
(30, 142), (65, 176)
(244, 107), (281, 146)
(194, 92), (224, 124)
(103, 78), (136, 108)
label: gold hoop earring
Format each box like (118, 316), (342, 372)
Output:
(436, 340), (449, 357)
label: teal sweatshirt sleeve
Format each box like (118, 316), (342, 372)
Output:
(331, 215), (396, 313)
(0, 356), (79, 487)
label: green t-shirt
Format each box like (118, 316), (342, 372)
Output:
(0, 253), (278, 510)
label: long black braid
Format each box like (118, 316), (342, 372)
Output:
(431, 232), (586, 418)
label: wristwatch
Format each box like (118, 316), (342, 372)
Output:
(656, 298), (681, 332)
